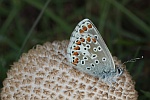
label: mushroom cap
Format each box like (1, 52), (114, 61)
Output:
(1, 40), (138, 100)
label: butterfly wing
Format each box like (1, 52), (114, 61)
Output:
(67, 19), (115, 78)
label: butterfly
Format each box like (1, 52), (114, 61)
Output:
(67, 19), (123, 84)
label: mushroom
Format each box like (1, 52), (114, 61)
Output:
(0, 40), (138, 100)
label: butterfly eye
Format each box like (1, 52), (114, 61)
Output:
(117, 67), (123, 75)
(102, 57), (107, 62)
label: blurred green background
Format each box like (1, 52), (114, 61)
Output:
(0, 0), (150, 99)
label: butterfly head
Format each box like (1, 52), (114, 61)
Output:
(116, 66), (124, 76)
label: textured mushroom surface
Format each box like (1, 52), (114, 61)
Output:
(1, 40), (138, 100)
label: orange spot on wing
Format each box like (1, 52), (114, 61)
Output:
(72, 58), (78, 65)
(73, 52), (79, 56)
(80, 38), (85, 42)
(74, 46), (80, 50)
(79, 29), (84, 33)
(82, 26), (87, 31)
(92, 38), (97, 43)
(72, 62), (77, 65)
(88, 24), (92, 28)
(76, 41), (81, 45)
(86, 37), (91, 42)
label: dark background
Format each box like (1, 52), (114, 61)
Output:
(0, 0), (150, 99)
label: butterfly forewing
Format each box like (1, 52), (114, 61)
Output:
(67, 19), (115, 77)
(87, 19), (115, 71)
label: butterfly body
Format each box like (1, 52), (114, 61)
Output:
(67, 19), (123, 84)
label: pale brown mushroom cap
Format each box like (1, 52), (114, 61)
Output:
(1, 40), (138, 100)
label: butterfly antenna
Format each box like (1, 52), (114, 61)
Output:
(122, 56), (143, 65)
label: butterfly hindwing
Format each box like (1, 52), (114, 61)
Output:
(67, 19), (115, 78)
